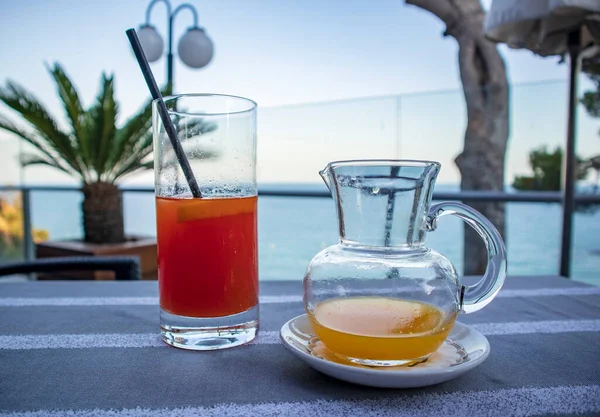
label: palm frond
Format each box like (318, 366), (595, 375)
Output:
(116, 144), (218, 180)
(177, 118), (218, 142)
(134, 121), (217, 168)
(105, 85), (171, 180)
(106, 101), (153, 176)
(19, 152), (74, 176)
(86, 73), (118, 179)
(0, 81), (85, 179)
(108, 116), (218, 182)
(109, 156), (154, 181)
(47, 63), (91, 165)
(107, 133), (153, 181)
(0, 115), (67, 168)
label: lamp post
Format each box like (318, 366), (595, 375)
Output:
(137, 0), (214, 90)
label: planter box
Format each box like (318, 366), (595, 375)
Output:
(36, 236), (157, 280)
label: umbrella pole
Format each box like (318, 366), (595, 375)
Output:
(559, 30), (582, 278)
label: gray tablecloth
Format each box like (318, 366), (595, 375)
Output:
(0, 276), (599, 417)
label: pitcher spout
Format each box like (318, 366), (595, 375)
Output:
(320, 164), (333, 192)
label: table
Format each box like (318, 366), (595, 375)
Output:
(0, 276), (599, 416)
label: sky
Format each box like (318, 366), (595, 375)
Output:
(0, 0), (598, 185)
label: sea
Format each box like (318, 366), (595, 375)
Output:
(24, 183), (600, 286)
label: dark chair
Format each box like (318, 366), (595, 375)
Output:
(0, 256), (141, 281)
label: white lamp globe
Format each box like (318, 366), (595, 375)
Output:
(178, 28), (214, 68)
(137, 25), (164, 62)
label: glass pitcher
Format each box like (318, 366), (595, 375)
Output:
(303, 160), (507, 366)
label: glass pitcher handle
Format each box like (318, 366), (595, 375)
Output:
(426, 202), (507, 314)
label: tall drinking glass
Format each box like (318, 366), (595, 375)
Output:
(153, 94), (258, 350)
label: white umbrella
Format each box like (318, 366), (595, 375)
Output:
(486, 1), (600, 55)
(484, 0), (600, 277)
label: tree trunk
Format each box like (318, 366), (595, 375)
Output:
(82, 182), (125, 244)
(406, 0), (509, 274)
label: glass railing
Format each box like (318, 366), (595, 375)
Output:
(0, 80), (598, 284)
(257, 80), (599, 185)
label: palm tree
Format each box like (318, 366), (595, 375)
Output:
(0, 63), (215, 244)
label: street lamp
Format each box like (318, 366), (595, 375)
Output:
(137, 0), (214, 90)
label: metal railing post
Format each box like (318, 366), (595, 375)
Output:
(395, 96), (401, 159)
(21, 188), (34, 261)
(559, 30), (581, 279)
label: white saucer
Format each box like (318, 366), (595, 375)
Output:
(279, 314), (490, 388)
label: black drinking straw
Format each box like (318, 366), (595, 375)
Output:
(126, 28), (202, 198)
